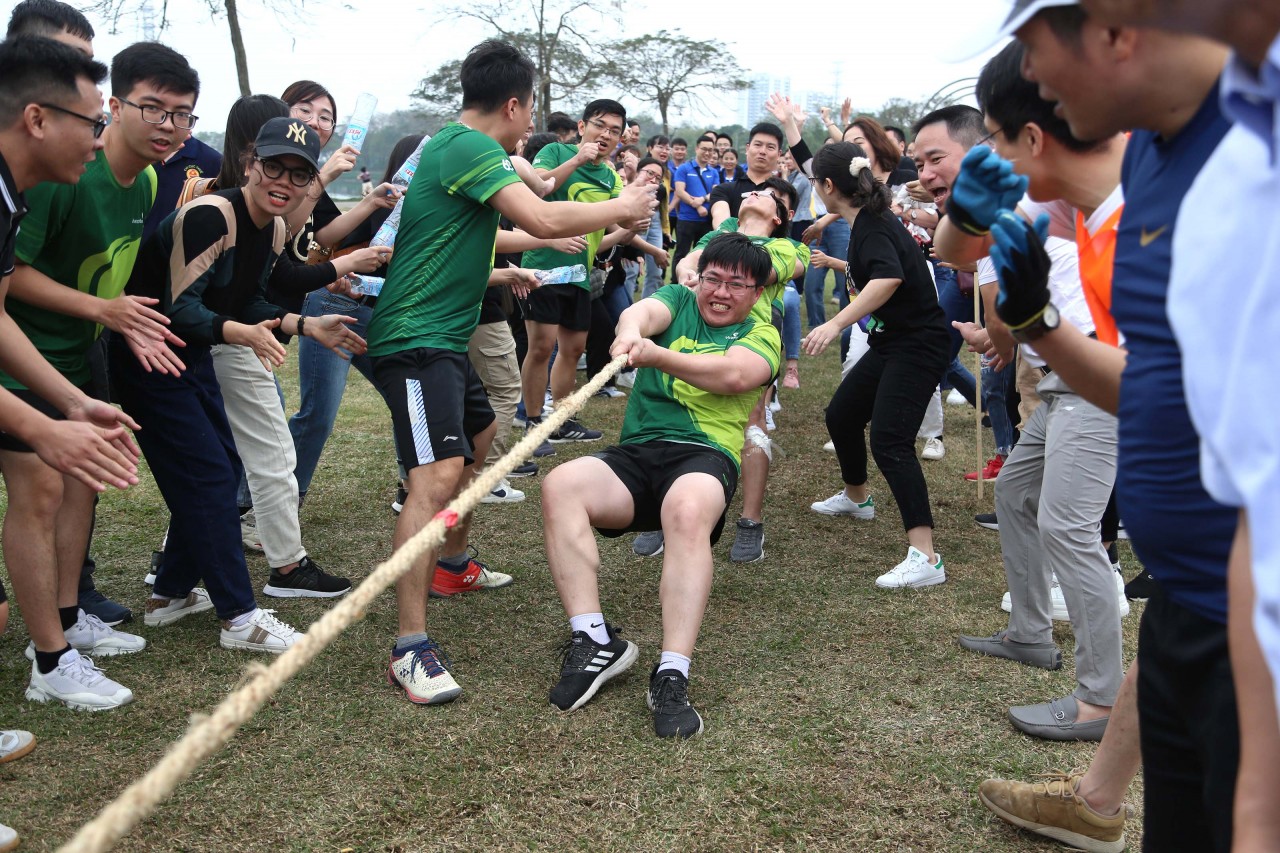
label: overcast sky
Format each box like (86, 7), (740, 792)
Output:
(56, 0), (1016, 133)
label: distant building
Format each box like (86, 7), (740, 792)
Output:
(739, 75), (791, 127)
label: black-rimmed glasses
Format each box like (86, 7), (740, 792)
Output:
(256, 157), (315, 188)
(38, 103), (107, 138)
(118, 97), (198, 130)
(698, 273), (760, 294)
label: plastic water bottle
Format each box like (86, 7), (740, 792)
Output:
(370, 197), (402, 249)
(340, 92), (377, 153)
(390, 134), (431, 189)
(534, 264), (588, 285)
(348, 275), (384, 297)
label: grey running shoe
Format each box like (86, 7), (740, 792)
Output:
(632, 530), (664, 557)
(729, 518), (764, 563)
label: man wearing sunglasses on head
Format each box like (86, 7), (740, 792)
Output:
(541, 233), (781, 739)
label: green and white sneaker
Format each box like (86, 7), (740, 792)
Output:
(810, 491), (875, 519)
(876, 547), (946, 589)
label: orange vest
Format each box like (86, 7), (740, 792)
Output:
(1074, 204), (1124, 347)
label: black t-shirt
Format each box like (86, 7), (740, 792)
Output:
(886, 160), (917, 188)
(846, 208), (947, 347)
(0, 151), (27, 279)
(708, 174), (772, 220)
(272, 190), (343, 313)
(480, 217), (521, 325)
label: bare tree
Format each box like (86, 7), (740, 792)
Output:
(604, 30), (748, 135)
(440, 0), (620, 127)
(83, 0), (304, 96)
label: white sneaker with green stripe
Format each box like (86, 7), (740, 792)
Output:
(876, 547), (946, 589)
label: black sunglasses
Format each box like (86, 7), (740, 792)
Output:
(39, 103), (107, 138)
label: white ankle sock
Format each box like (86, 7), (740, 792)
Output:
(569, 613), (609, 645)
(658, 650), (690, 678)
(230, 609), (258, 628)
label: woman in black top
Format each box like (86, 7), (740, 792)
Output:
(802, 142), (950, 590)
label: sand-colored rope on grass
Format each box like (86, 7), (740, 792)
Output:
(58, 354), (630, 853)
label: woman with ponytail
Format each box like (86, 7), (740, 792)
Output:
(802, 142), (950, 589)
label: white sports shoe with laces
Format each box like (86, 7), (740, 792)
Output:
(25, 648), (133, 710)
(876, 547), (947, 589)
(220, 608), (299, 654)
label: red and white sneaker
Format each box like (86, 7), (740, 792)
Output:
(428, 549), (514, 598)
(965, 455), (1005, 481)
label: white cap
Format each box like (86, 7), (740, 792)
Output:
(945, 0), (1081, 61)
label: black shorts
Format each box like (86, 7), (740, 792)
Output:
(0, 385), (79, 453)
(593, 440), (738, 544)
(525, 282), (592, 332)
(372, 347), (496, 471)
(1136, 584), (1239, 852)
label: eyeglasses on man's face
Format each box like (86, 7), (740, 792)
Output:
(39, 103), (107, 138)
(585, 118), (623, 138)
(118, 97), (198, 130)
(698, 273), (759, 294)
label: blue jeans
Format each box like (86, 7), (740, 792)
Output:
(288, 288), (377, 498)
(934, 264), (976, 404)
(802, 218), (851, 329)
(982, 354), (1017, 456)
(782, 284), (801, 361)
(603, 278), (632, 326)
(642, 217), (665, 298)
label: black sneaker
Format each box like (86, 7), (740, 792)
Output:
(549, 417), (603, 443)
(1125, 570), (1157, 602)
(549, 626), (638, 712)
(391, 487), (407, 514)
(509, 461), (538, 478)
(524, 419), (557, 457)
(647, 666), (703, 739)
(263, 556), (352, 599)
(975, 512), (999, 531)
(78, 588), (132, 626)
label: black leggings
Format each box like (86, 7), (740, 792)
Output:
(826, 335), (948, 531)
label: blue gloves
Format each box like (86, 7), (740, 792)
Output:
(947, 146), (1028, 236)
(990, 211), (1051, 329)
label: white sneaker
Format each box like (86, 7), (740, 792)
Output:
(24, 649), (133, 711)
(946, 388), (968, 406)
(387, 638), (462, 705)
(0, 821), (17, 852)
(765, 406), (776, 432)
(1000, 570), (1131, 621)
(145, 588), (214, 626)
(576, 354), (587, 370)
(481, 479), (525, 504)
(0, 730), (35, 764)
(810, 491), (875, 519)
(241, 509), (262, 552)
(823, 440), (836, 453)
(876, 547), (946, 589)
(220, 608), (299, 654)
(768, 397), (782, 414)
(922, 436), (945, 460)
(24, 610), (145, 661)
(615, 370), (636, 388)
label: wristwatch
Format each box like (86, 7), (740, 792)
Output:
(1010, 302), (1060, 344)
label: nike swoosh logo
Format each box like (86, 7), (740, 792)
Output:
(590, 622), (604, 628)
(1140, 225), (1168, 247)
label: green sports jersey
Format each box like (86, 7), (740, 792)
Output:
(3, 149), (156, 388)
(521, 142), (621, 289)
(693, 218), (810, 324)
(620, 284), (781, 469)
(368, 123), (522, 356)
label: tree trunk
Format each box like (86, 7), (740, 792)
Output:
(540, 76), (553, 129)
(224, 0), (251, 97)
(658, 96), (670, 136)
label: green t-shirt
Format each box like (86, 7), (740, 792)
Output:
(521, 142), (621, 289)
(3, 149), (156, 388)
(368, 123), (522, 356)
(619, 284), (781, 469)
(693, 218), (810, 324)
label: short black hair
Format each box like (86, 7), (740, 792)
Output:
(460, 39), (535, 113)
(281, 80), (336, 121)
(715, 132), (733, 144)
(6, 0), (94, 41)
(884, 125), (907, 145)
(671, 137), (688, 147)
(977, 40), (1104, 151)
(912, 105), (985, 150)
(582, 98), (626, 124)
(546, 111), (576, 134)
(698, 232), (773, 288)
(0, 35), (107, 129)
(748, 122), (784, 148)
(646, 134), (670, 148)
(523, 131), (558, 163)
(110, 41), (199, 99)
(626, 118), (639, 129)
(812, 141), (891, 215)
(763, 175), (796, 238)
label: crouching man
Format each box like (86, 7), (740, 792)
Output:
(541, 232), (780, 739)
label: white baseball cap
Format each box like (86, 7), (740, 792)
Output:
(946, 0), (1081, 61)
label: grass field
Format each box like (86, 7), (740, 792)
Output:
(0, 294), (1143, 851)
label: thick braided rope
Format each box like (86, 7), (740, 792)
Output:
(59, 354), (630, 853)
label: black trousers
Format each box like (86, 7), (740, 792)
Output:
(672, 219), (711, 274)
(1137, 584), (1238, 852)
(826, 332), (948, 531)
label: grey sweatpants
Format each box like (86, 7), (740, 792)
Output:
(996, 370), (1122, 707)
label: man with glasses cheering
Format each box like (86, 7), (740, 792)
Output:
(541, 233), (781, 738)
(0, 40), (200, 709)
